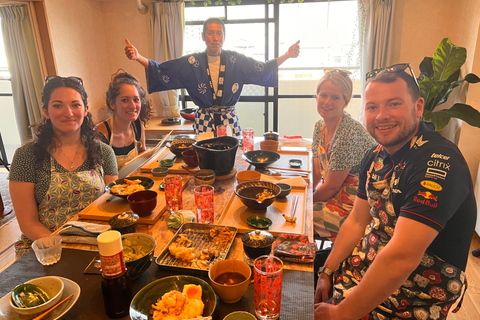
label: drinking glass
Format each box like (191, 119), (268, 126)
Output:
(194, 185), (214, 223)
(32, 235), (62, 266)
(216, 125), (227, 137)
(254, 255), (283, 320)
(163, 175), (183, 214)
(243, 128), (255, 152)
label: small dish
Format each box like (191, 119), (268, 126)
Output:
(159, 159), (175, 168)
(224, 311), (257, 320)
(151, 167), (169, 177)
(159, 182), (164, 191)
(289, 158), (303, 168)
(246, 215), (272, 229)
(0, 277), (80, 320)
(161, 118), (181, 125)
(276, 183), (292, 198)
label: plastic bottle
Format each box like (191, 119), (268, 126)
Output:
(97, 230), (132, 318)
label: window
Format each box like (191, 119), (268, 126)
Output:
(183, 0), (359, 139)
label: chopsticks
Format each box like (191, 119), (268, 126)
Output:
(31, 294), (74, 320)
(290, 195), (299, 220)
(265, 166), (311, 173)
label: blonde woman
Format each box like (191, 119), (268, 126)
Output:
(312, 70), (376, 242)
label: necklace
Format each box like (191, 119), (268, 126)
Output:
(59, 145), (81, 169)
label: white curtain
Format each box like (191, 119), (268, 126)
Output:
(357, 0), (395, 123)
(151, 1), (185, 117)
(0, 5), (43, 142)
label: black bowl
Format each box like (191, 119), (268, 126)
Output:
(242, 150), (280, 168)
(129, 275), (216, 320)
(234, 181), (281, 210)
(105, 176), (155, 200)
(193, 136), (239, 176)
(168, 138), (195, 157)
(121, 233), (156, 280)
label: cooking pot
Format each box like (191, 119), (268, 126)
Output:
(263, 130), (279, 141)
(192, 136), (239, 176)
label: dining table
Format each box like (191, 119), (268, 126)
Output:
(0, 137), (315, 320)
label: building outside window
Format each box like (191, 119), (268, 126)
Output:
(182, 0), (360, 139)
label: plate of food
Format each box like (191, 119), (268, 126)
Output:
(129, 275), (215, 320)
(105, 176), (155, 200)
(155, 223), (237, 273)
(0, 277), (80, 320)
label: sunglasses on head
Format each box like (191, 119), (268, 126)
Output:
(365, 63), (419, 89)
(324, 68), (352, 77)
(45, 76), (84, 86)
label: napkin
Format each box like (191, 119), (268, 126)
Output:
(59, 221), (111, 245)
(260, 174), (308, 188)
(273, 234), (316, 263)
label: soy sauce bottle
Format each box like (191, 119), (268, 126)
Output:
(97, 230), (132, 318)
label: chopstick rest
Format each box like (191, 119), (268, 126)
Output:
(31, 294), (74, 320)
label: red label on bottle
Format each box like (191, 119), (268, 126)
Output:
(100, 251), (125, 277)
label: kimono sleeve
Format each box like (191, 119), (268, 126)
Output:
(237, 53), (279, 87)
(146, 57), (191, 94)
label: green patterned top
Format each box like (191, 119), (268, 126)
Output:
(8, 141), (117, 205)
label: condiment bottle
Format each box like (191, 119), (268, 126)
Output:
(97, 230), (132, 318)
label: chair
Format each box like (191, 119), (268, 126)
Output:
(0, 132), (9, 171)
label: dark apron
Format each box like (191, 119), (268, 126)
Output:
(331, 154), (466, 319)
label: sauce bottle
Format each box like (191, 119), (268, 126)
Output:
(97, 230), (132, 318)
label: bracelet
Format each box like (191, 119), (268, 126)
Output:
(318, 266), (334, 278)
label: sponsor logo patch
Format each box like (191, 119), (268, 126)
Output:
(420, 180), (443, 191)
(425, 167), (447, 180)
(414, 191), (438, 208)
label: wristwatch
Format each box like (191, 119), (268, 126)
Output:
(318, 266), (334, 278)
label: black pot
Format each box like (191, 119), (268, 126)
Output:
(263, 131), (279, 141)
(192, 136), (239, 176)
(242, 230), (274, 260)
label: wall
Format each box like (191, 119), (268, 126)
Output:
(44, 0), (152, 123)
(392, 0), (480, 183)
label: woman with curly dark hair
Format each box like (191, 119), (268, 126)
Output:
(8, 76), (118, 258)
(95, 71), (152, 169)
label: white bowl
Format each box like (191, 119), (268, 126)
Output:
(9, 276), (64, 319)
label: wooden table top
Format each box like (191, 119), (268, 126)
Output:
(145, 116), (195, 136)
(61, 140), (314, 272)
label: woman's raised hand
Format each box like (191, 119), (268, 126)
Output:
(287, 40), (300, 58)
(124, 39), (139, 60)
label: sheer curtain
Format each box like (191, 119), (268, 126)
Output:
(0, 5), (43, 142)
(151, 1), (185, 117)
(357, 0), (395, 123)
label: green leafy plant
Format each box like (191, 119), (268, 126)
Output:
(418, 37), (480, 130)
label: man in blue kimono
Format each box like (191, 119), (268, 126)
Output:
(125, 17), (300, 136)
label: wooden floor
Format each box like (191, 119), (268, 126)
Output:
(448, 233), (480, 320)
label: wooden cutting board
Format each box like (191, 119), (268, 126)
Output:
(78, 177), (190, 224)
(217, 186), (306, 236)
(140, 149), (200, 174)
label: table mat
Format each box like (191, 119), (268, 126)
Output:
(218, 187), (307, 237)
(0, 249), (314, 320)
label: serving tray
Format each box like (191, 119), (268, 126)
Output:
(77, 176), (189, 224)
(155, 223), (237, 274)
(218, 186), (307, 237)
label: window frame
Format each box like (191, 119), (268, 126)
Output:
(182, 0), (360, 133)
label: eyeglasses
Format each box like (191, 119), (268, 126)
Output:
(45, 76), (84, 86)
(324, 69), (352, 77)
(365, 63), (419, 90)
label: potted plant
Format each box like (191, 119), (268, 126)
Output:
(418, 37), (480, 131)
